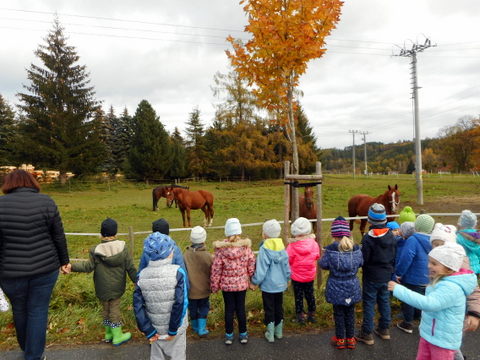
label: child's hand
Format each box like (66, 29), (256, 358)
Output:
(387, 281), (397, 292)
(60, 263), (71, 274)
(464, 315), (480, 332)
(249, 284), (257, 291)
(149, 334), (160, 343)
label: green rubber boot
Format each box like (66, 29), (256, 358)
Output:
(104, 325), (113, 343)
(274, 320), (284, 339)
(265, 322), (275, 343)
(111, 326), (131, 346)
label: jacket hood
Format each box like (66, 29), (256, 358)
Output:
(412, 232), (431, 253)
(366, 228), (392, 248)
(324, 242), (362, 272)
(444, 270), (477, 296)
(262, 238), (288, 264)
(213, 238), (251, 260)
(263, 238), (285, 251)
(288, 236), (317, 255)
(94, 240), (126, 266)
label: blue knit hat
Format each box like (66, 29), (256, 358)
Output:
(143, 232), (175, 261)
(386, 221), (400, 230)
(331, 216), (351, 238)
(368, 203), (387, 225)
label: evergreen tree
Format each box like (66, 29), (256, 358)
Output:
(128, 100), (171, 181)
(100, 106), (116, 175)
(0, 95), (16, 165)
(185, 107), (208, 177)
(168, 127), (187, 178)
(16, 19), (104, 182)
(295, 105), (319, 173)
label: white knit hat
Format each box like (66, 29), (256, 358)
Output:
(458, 210), (477, 229)
(430, 223), (457, 244)
(225, 218), (242, 237)
(291, 217), (312, 237)
(190, 226), (207, 244)
(263, 219), (281, 238)
(429, 242), (465, 272)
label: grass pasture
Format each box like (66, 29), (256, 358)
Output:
(1, 174), (479, 348)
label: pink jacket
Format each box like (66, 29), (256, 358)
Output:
(210, 238), (256, 293)
(286, 235), (320, 283)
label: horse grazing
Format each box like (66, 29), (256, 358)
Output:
(348, 184), (400, 235)
(299, 186), (317, 233)
(172, 188), (214, 227)
(152, 186), (174, 211)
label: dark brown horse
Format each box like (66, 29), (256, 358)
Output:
(348, 184), (400, 235)
(172, 188), (214, 227)
(299, 186), (317, 233)
(152, 186), (174, 211)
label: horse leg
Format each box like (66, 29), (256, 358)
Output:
(186, 208), (191, 228)
(207, 202), (214, 226)
(360, 219), (367, 237)
(152, 195), (158, 211)
(180, 208), (187, 227)
(201, 206), (208, 227)
(349, 219), (354, 231)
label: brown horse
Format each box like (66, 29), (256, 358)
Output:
(172, 188), (214, 227)
(348, 184), (400, 235)
(152, 186), (174, 211)
(299, 186), (317, 233)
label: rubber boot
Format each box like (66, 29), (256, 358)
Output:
(274, 320), (283, 339)
(197, 318), (209, 337)
(190, 319), (199, 334)
(104, 325), (113, 343)
(264, 322), (275, 343)
(111, 326), (131, 346)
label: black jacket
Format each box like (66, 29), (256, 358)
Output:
(361, 225), (396, 283)
(0, 187), (69, 278)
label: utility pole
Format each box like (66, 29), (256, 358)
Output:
(348, 130), (359, 178)
(360, 131), (369, 175)
(394, 38), (435, 205)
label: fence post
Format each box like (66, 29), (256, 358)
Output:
(283, 161), (290, 242)
(128, 226), (135, 259)
(316, 161), (323, 288)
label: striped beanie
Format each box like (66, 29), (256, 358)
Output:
(368, 203), (387, 225)
(331, 216), (351, 238)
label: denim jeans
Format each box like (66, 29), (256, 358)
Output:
(400, 283), (425, 323)
(361, 279), (391, 334)
(0, 270), (58, 360)
(188, 297), (210, 320)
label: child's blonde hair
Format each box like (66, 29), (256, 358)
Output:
(227, 235), (242, 242)
(338, 236), (354, 252)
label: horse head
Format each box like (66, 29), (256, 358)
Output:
(304, 187), (314, 209)
(386, 184), (400, 213)
(164, 186), (175, 207)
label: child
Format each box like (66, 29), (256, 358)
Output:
(251, 219), (290, 343)
(394, 214), (435, 334)
(456, 210), (480, 274)
(286, 217), (320, 324)
(386, 221), (401, 237)
(396, 221), (415, 265)
(389, 242), (477, 360)
(210, 218), (256, 345)
(71, 218), (137, 345)
(320, 216), (363, 350)
(357, 203), (396, 345)
(183, 226), (213, 337)
(134, 232), (188, 360)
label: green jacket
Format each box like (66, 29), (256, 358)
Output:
(72, 240), (137, 301)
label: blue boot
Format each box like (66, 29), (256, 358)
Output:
(197, 318), (209, 337)
(190, 319), (199, 334)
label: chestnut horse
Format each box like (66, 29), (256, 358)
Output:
(348, 184), (400, 235)
(171, 187), (214, 227)
(152, 186), (174, 210)
(299, 186), (317, 233)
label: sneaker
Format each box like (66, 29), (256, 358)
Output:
(239, 332), (248, 344)
(294, 312), (306, 325)
(330, 336), (346, 350)
(397, 321), (413, 334)
(374, 327), (391, 340)
(224, 333), (234, 345)
(307, 312), (317, 323)
(346, 337), (356, 349)
(356, 331), (374, 345)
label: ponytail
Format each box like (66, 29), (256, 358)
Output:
(339, 236), (354, 252)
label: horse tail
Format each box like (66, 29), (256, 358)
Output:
(152, 188), (159, 211)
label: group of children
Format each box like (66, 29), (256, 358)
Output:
(20, 204), (479, 360)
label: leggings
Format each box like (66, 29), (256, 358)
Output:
(222, 290), (247, 334)
(292, 280), (316, 314)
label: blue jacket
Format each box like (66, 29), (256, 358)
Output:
(393, 270), (477, 350)
(457, 230), (480, 274)
(395, 233), (431, 285)
(394, 235), (406, 265)
(251, 238), (290, 293)
(320, 242), (363, 305)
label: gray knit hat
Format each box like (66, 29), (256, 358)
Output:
(263, 219), (281, 238)
(400, 221), (415, 239)
(291, 217), (312, 236)
(458, 210), (477, 229)
(368, 203), (387, 225)
(190, 226), (207, 244)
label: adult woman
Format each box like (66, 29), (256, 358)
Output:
(0, 170), (70, 360)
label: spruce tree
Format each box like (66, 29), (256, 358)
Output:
(168, 127), (188, 179)
(16, 19), (104, 182)
(0, 95), (16, 165)
(185, 107), (208, 177)
(128, 100), (171, 181)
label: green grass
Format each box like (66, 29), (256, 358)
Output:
(1, 174), (479, 349)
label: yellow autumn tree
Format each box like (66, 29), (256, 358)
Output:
(226, 0), (343, 174)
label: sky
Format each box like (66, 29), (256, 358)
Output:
(1, 0), (479, 149)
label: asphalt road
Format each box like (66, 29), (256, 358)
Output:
(2, 328), (480, 360)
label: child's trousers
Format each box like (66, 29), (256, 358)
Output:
(262, 291), (283, 325)
(333, 304), (355, 338)
(188, 297), (210, 320)
(222, 290), (247, 334)
(101, 298), (121, 323)
(416, 337), (455, 360)
(150, 331), (186, 360)
(292, 280), (316, 314)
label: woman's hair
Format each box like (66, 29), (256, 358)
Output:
(338, 236), (354, 252)
(2, 169), (41, 194)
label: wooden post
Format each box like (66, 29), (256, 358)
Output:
(128, 226), (135, 259)
(292, 162), (299, 220)
(316, 162), (323, 288)
(283, 161), (291, 242)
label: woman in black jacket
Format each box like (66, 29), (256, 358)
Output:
(0, 170), (70, 360)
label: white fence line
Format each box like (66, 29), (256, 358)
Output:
(64, 212), (479, 237)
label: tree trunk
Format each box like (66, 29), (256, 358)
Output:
(59, 171), (68, 185)
(287, 82), (299, 175)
